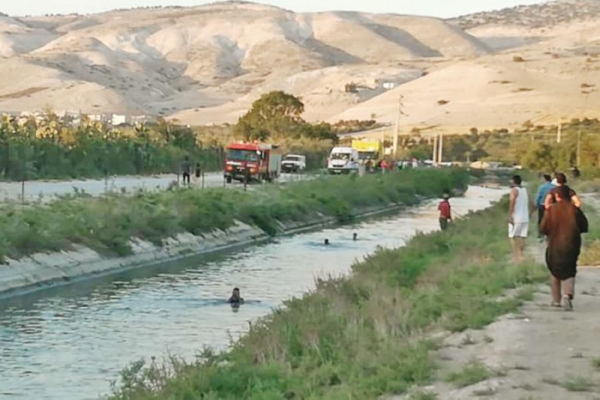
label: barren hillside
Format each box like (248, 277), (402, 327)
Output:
(449, 0), (600, 30)
(0, 2), (489, 120)
(1, 0), (599, 131)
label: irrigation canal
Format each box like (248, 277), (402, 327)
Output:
(0, 186), (507, 400)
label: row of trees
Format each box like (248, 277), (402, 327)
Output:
(0, 91), (344, 181)
(0, 115), (224, 181)
(396, 119), (600, 173)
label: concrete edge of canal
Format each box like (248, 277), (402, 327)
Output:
(0, 199), (431, 300)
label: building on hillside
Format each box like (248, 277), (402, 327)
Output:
(111, 114), (130, 126)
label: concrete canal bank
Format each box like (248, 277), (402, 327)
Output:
(0, 202), (411, 298)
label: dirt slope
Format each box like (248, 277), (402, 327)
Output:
(0, 2), (488, 119)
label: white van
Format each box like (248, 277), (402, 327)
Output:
(327, 147), (359, 174)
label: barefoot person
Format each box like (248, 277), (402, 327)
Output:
(540, 185), (588, 311)
(508, 175), (533, 263)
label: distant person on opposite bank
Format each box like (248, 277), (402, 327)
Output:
(181, 156), (192, 186)
(540, 185), (588, 311)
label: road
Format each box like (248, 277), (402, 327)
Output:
(0, 172), (313, 203)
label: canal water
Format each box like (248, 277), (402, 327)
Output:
(0, 186), (506, 400)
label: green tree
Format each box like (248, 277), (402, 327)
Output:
(233, 91), (305, 141)
(521, 142), (560, 172)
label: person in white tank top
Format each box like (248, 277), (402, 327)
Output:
(509, 175), (533, 263)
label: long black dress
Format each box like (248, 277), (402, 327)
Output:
(540, 201), (588, 280)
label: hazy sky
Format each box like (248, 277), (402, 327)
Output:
(3, 0), (545, 18)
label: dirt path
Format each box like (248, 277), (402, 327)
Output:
(394, 236), (600, 399)
(411, 266), (600, 399)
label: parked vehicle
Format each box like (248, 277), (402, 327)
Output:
(224, 142), (282, 183)
(327, 147), (359, 174)
(281, 154), (306, 173)
(351, 139), (383, 165)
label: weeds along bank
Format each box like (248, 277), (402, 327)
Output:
(107, 194), (548, 400)
(0, 169), (468, 295)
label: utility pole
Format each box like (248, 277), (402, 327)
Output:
(393, 95), (404, 158)
(438, 133), (444, 165)
(432, 134), (438, 165)
(578, 89), (594, 167)
(577, 131), (581, 167)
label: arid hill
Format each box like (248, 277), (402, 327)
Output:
(1, 0), (599, 132)
(0, 2), (489, 120)
(449, 0), (600, 30)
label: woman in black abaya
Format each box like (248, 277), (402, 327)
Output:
(540, 185), (588, 311)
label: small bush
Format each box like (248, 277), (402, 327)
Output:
(445, 361), (492, 388)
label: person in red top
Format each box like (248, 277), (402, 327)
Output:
(438, 193), (452, 230)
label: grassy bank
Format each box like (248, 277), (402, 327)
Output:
(107, 193), (548, 400)
(0, 169), (468, 262)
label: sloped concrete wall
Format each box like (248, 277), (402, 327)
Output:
(0, 203), (409, 298)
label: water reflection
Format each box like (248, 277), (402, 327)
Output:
(0, 186), (506, 400)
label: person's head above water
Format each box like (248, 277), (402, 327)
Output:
(324, 238), (330, 245)
(353, 233), (358, 241)
(231, 287), (240, 299)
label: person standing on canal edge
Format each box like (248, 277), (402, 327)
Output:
(181, 156), (191, 186)
(438, 192), (452, 231)
(535, 174), (554, 239)
(509, 175), (534, 264)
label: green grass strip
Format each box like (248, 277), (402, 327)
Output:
(0, 169), (468, 262)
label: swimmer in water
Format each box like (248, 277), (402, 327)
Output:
(324, 239), (330, 245)
(353, 233), (358, 241)
(227, 288), (244, 305)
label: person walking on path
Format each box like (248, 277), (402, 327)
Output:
(508, 175), (534, 264)
(535, 174), (554, 238)
(540, 185), (589, 311)
(181, 156), (192, 186)
(544, 172), (582, 209)
(438, 193), (452, 231)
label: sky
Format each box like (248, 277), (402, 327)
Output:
(2, 0), (546, 18)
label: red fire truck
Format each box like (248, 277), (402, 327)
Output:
(224, 142), (282, 184)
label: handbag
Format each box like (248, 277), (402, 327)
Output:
(576, 208), (589, 234)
